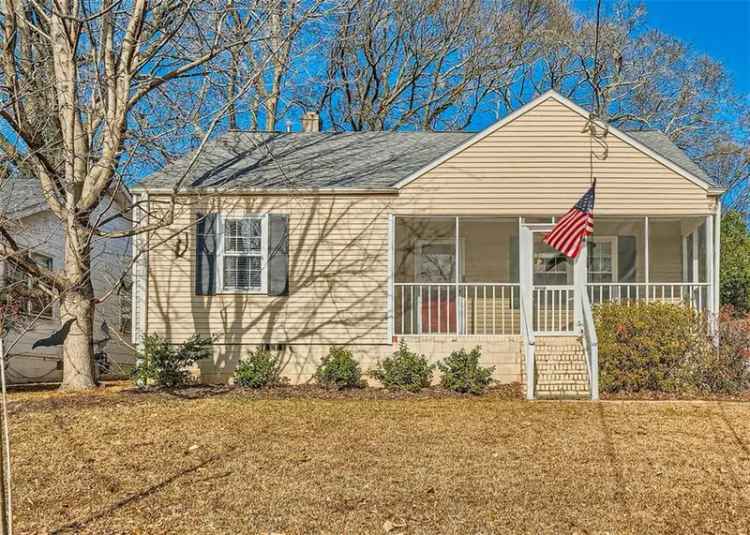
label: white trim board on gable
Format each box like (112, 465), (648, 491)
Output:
(393, 90), (718, 193)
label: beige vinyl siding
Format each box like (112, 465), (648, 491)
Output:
(146, 194), (392, 346)
(398, 97), (713, 216)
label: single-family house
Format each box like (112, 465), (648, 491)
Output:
(131, 91), (723, 399)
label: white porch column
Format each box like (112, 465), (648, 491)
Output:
(574, 237), (588, 333)
(387, 214), (395, 341)
(644, 216), (650, 299)
(518, 220), (535, 400)
(706, 214), (715, 323)
(711, 199), (722, 338)
(455, 216), (461, 335)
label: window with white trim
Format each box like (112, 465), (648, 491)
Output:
(3, 253), (54, 319)
(588, 237), (617, 283)
(119, 280), (132, 335)
(218, 215), (268, 293)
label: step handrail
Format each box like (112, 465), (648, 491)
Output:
(580, 290), (599, 400)
(520, 291), (535, 400)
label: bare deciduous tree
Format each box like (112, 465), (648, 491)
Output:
(318, 0), (559, 131)
(515, 0), (749, 207)
(0, 1), (290, 389)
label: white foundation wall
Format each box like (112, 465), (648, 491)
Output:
(192, 336), (523, 385)
(398, 335), (524, 384)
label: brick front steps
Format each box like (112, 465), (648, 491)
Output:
(522, 337), (591, 400)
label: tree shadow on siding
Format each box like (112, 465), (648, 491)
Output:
(148, 194), (393, 384)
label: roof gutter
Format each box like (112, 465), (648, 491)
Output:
(129, 186), (400, 196)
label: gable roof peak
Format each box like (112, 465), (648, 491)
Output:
(394, 89), (719, 192)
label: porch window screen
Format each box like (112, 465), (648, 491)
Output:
(698, 223), (707, 282)
(617, 236), (637, 282)
(649, 219), (683, 282)
(393, 216), (519, 336)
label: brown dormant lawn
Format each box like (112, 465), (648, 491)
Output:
(8, 384), (750, 534)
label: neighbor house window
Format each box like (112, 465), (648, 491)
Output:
(219, 215), (268, 292)
(588, 237), (617, 283)
(119, 280), (132, 335)
(4, 253), (54, 319)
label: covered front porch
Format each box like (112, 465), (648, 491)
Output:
(387, 214), (721, 399)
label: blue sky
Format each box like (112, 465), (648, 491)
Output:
(615, 0), (749, 95)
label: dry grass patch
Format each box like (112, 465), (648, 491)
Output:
(8, 385), (750, 534)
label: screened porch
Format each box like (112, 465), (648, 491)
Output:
(391, 215), (716, 337)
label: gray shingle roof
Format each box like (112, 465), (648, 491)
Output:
(135, 126), (716, 192)
(138, 131), (474, 191)
(0, 178), (46, 218)
(625, 130), (717, 187)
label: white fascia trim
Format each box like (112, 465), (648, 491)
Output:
(130, 186), (399, 196)
(394, 90), (715, 192)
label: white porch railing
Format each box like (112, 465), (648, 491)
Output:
(393, 283), (520, 336)
(394, 282), (711, 337)
(586, 282), (710, 311)
(533, 285), (575, 334)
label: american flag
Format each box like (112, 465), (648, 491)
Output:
(544, 181), (596, 258)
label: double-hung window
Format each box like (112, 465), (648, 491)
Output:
(3, 253), (54, 319)
(119, 280), (132, 335)
(218, 215), (268, 293)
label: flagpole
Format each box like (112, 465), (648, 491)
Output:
(0, 334), (13, 535)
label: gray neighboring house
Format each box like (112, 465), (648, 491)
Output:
(0, 177), (135, 383)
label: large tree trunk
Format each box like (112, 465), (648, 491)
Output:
(59, 229), (97, 390)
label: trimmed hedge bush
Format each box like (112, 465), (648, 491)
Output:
(315, 346), (365, 389)
(369, 340), (434, 392)
(438, 346), (495, 394)
(233, 347), (286, 388)
(695, 306), (750, 393)
(132, 333), (213, 387)
(595, 302), (750, 394)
